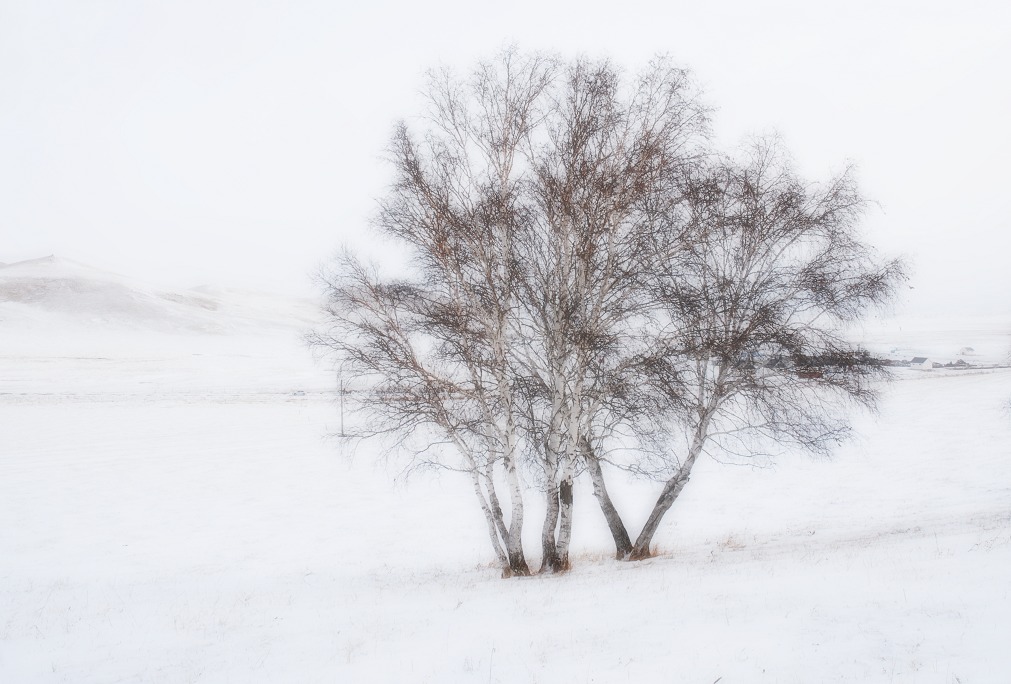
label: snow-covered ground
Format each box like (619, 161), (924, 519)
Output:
(2, 259), (1010, 682)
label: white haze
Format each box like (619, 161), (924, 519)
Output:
(2, 0), (1009, 320)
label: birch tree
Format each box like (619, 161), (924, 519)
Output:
(312, 50), (556, 577)
(313, 50), (901, 574)
(510, 56), (706, 570)
(622, 140), (904, 559)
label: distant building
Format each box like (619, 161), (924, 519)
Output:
(909, 356), (932, 370)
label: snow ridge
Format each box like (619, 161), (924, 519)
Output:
(0, 256), (320, 334)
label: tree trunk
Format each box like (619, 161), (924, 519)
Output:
(498, 383), (530, 576)
(538, 421), (563, 573)
(506, 548), (530, 577)
(628, 470), (690, 560)
(503, 458), (531, 576)
(550, 392), (583, 573)
(539, 484), (560, 573)
(629, 411), (712, 560)
(582, 441), (633, 559)
(475, 461), (528, 577)
(469, 470), (509, 571)
(483, 463), (511, 544)
(551, 476), (574, 572)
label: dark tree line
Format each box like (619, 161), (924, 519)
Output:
(310, 50), (903, 576)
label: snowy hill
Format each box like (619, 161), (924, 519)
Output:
(0, 256), (321, 335)
(0, 256), (331, 398)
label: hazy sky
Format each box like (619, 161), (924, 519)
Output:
(2, 0), (1008, 316)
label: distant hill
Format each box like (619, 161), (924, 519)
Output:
(0, 256), (322, 334)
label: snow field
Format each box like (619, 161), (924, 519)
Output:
(1, 265), (1009, 682)
(2, 357), (1008, 682)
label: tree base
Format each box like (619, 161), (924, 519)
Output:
(627, 546), (654, 561)
(502, 553), (532, 578)
(537, 555), (571, 574)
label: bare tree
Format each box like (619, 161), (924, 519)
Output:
(314, 50), (709, 574)
(312, 50), (558, 577)
(313, 49), (901, 575)
(620, 140), (905, 559)
(505, 56), (707, 570)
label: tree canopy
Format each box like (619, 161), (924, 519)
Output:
(310, 49), (903, 576)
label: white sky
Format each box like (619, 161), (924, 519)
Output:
(2, 0), (1009, 317)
